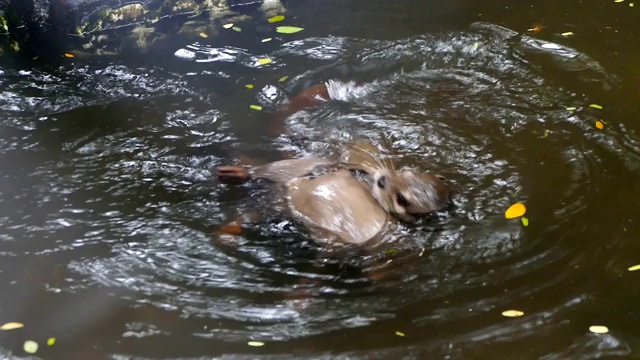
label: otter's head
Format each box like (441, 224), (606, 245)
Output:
(371, 169), (452, 222)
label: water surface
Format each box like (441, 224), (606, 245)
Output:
(0, 0), (639, 359)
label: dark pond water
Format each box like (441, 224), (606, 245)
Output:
(1, 0), (640, 358)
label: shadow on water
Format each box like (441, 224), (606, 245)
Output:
(1, 0), (640, 359)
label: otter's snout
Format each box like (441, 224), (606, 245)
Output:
(376, 175), (387, 189)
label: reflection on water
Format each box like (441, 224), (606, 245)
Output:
(0, 11), (639, 360)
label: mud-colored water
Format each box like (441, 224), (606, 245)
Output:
(1, 0), (639, 359)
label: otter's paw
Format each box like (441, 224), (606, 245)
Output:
(216, 166), (251, 183)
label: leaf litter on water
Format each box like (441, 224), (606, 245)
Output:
(278, 75), (289, 82)
(23, 340), (38, 354)
(276, 26), (304, 34)
(0, 322), (24, 330)
(223, 23), (234, 29)
(261, 38), (273, 42)
(589, 104), (604, 110)
(595, 120), (604, 130)
(521, 217), (529, 227)
(232, 26), (242, 32)
(248, 341), (265, 347)
(561, 31), (575, 36)
(502, 310), (525, 317)
(257, 58), (272, 65)
(199, 32), (208, 38)
(395, 331), (405, 337)
(47, 337), (56, 346)
(505, 203), (526, 219)
(589, 325), (609, 334)
(627, 264), (640, 271)
(245, 84), (254, 89)
(249, 105), (263, 111)
(268, 15), (285, 23)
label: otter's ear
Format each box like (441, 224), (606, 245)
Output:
(435, 174), (447, 182)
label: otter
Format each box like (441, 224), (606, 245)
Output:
(339, 140), (453, 223)
(215, 141), (452, 246)
(216, 157), (393, 246)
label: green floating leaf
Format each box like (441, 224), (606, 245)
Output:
(232, 26), (242, 32)
(278, 75), (289, 82)
(386, 248), (398, 255)
(395, 331), (406, 337)
(543, 130), (550, 137)
(628, 264), (640, 271)
(276, 26), (304, 34)
(248, 341), (265, 347)
(250, 104), (263, 111)
(23, 340), (38, 354)
(268, 15), (285, 23)
(47, 337), (56, 346)
(521, 217), (529, 227)
(566, 107), (577, 111)
(630, 2), (635, 6)
(589, 104), (603, 110)
(245, 84), (254, 89)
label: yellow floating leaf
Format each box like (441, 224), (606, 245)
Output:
(245, 84), (254, 89)
(199, 32), (208, 38)
(249, 104), (263, 111)
(268, 15), (285, 23)
(223, 23), (234, 29)
(614, 0), (624, 2)
(505, 202), (526, 219)
(23, 340), (38, 354)
(627, 264), (640, 271)
(521, 217), (529, 227)
(248, 341), (265, 347)
(543, 130), (549, 137)
(561, 31), (574, 36)
(589, 104), (603, 110)
(566, 107), (577, 111)
(630, 2), (635, 6)
(278, 75), (288, 82)
(63, 53), (74, 58)
(232, 26), (241, 32)
(502, 309), (524, 317)
(275, 26), (304, 34)
(257, 58), (272, 65)
(595, 120), (604, 130)
(32, 56), (39, 60)
(0, 322), (24, 330)
(395, 331), (405, 337)
(261, 38), (273, 43)
(589, 325), (609, 334)
(47, 337), (56, 346)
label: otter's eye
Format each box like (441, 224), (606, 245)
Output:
(396, 193), (410, 207)
(377, 176), (387, 189)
